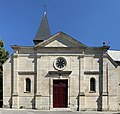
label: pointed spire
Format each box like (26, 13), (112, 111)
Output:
(33, 4), (51, 45)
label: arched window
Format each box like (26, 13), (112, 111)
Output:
(90, 77), (96, 92)
(26, 78), (31, 92)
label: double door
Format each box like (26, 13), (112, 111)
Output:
(53, 80), (68, 108)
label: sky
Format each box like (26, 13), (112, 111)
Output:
(0, 0), (120, 54)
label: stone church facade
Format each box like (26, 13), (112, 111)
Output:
(3, 11), (120, 111)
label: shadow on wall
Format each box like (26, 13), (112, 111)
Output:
(8, 97), (12, 108)
(0, 90), (3, 108)
(96, 95), (102, 111)
(0, 100), (2, 108)
(31, 97), (35, 109)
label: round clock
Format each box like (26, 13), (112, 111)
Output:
(54, 57), (67, 70)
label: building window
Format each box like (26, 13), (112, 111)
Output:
(26, 78), (31, 92)
(54, 57), (67, 71)
(90, 77), (96, 92)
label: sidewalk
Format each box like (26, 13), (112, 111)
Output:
(0, 109), (119, 114)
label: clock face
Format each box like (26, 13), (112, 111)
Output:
(54, 57), (67, 70)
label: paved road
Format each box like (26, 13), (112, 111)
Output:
(0, 109), (119, 114)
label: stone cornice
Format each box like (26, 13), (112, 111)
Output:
(18, 71), (35, 75)
(11, 45), (34, 50)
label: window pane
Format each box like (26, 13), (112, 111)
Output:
(90, 78), (95, 91)
(26, 78), (31, 92)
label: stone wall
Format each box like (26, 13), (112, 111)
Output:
(3, 47), (120, 111)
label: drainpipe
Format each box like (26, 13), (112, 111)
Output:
(106, 63), (109, 110)
(11, 55), (14, 108)
(77, 56), (80, 111)
(33, 50), (37, 109)
(49, 78), (51, 110)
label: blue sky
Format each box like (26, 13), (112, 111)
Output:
(0, 0), (120, 54)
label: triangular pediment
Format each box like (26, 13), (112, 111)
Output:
(35, 32), (87, 48)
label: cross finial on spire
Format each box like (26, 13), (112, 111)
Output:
(44, 3), (47, 15)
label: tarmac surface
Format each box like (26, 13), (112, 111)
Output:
(0, 109), (119, 114)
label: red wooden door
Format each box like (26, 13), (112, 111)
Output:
(53, 80), (68, 108)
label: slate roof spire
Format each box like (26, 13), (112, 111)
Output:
(33, 5), (51, 45)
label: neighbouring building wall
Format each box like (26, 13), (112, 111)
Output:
(102, 57), (118, 111)
(3, 57), (12, 108)
(118, 66), (120, 111)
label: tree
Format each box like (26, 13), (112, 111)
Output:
(0, 40), (9, 107)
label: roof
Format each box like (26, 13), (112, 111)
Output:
(33, 12), (51, 45)
(108, 50), (120, 61)
(34, 31), (87, 48)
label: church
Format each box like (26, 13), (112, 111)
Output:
(3, 11), (120, 111)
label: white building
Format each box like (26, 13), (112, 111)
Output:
(3, 11), (120, 111)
